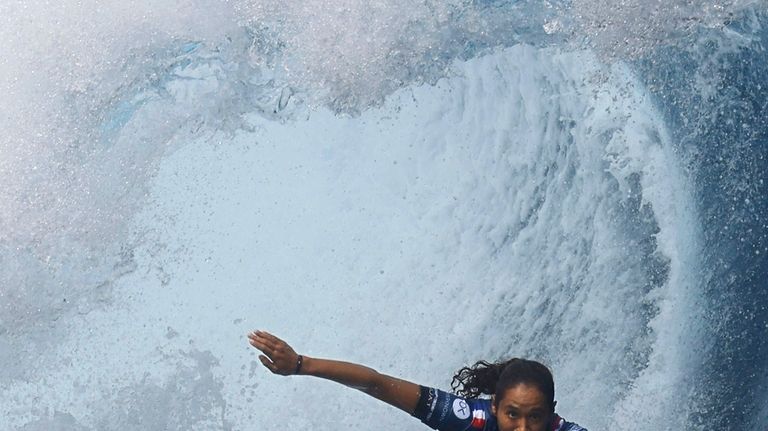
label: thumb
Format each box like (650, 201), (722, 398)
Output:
(259, 354), (277, 373)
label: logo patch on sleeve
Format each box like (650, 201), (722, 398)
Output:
(452, 399), (471, 420)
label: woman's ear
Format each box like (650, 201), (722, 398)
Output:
(491, 395), (497, 416)
(552, 400), (557, 412)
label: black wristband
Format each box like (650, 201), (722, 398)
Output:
(294, 355), (304, 375)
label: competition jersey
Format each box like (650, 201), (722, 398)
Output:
(412, 386), (587, 431)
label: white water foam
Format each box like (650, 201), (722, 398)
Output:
(9, 0), (759, 429)
(2, 44), (700, 430)
(569, 0), (755, 58)
(0, 0), (240, 332)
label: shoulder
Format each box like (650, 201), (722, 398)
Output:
(412, 386), (496, 431)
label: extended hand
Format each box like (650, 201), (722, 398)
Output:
(248, 330), (301, 375)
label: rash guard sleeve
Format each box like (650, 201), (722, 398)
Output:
(411, 386), (493, 431)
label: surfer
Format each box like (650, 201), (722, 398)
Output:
(248, 330), (587, 431)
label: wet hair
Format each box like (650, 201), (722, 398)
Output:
(450, 358), (555, 411)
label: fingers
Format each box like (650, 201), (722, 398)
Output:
(248, 337), (270, 357)
(247, 330), (298, 376)
(248, 332), (280, 358)
(249, 331), (277, 350)
(259, 331), (287, 346)
(248, 331), (276, 371)
(252, 331), (287, 354)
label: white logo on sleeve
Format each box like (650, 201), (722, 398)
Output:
(452, 399), (470, 420)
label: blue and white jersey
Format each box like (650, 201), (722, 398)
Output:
(412, 386), (587, 431)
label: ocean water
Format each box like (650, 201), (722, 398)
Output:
(1, 1), (766, 430)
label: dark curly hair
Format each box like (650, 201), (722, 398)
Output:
(450, 358), (555, 410)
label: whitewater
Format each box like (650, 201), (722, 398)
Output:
(1, 1), (766, 430)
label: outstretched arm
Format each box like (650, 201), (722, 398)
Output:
(248, 330), (421, 414)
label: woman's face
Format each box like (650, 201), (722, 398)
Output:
(491, 383), (553, 431)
